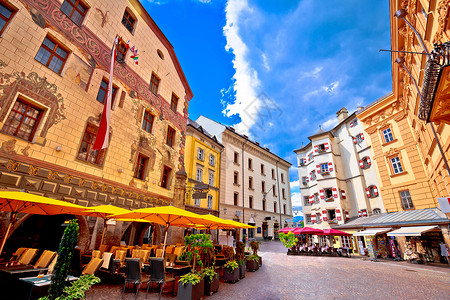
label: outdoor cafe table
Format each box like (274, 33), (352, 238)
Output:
(18, 274), (79, 300)
(0, 265), (49, 299)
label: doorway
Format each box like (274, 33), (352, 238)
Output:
(262, 222), (268, 239)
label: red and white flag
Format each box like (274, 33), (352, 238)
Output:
(93, 37), (118, 150)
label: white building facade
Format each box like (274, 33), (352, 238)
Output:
(196, 116), (293, 240)
(294, 108), (385, 229)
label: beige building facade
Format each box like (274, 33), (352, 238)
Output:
(0, 0), (192, 252)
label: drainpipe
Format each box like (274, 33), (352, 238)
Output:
(241, 139), (248, 236)
(276, 159), (282, 230)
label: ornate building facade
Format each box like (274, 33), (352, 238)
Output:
(195, 116), (293, 241)
(0, 0), (192, 252)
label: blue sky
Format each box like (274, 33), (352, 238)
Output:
(144, 0), (393, 210)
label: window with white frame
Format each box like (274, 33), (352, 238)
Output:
(208, 171), (214, 186)
(314, 193), (319, 203)
(194, 198), (200, 207)
(311, 170), (316, 181)
(355, 133), (364, 144)
(209, 154), (215, 166)
(196, 166), (203, 182)
(400, 190), (414, 209)
(304, 196), (310, 206)
(207, 195), (213, 209)
(197, 148), (204, 161)
(382, 127), (394, 143)
(302, 176), (308, 185)
(390, 156), (404, 174)
(308, 152), (313, 161)
(320, 163), (329, 174)
(341, 236), (352, 248)
(305, 214), (311, 224)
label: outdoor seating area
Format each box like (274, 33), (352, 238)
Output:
(0, 191), (258, 299)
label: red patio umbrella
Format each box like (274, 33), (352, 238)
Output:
(278, 227), (294, 234)
(292, 227), (323, 235)
(318, 229), (352, 236)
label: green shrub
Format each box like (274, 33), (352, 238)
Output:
(39, 275), (100, 300)
(279, 232), (298, 249)
(179, 272), (201, 286)
(224, 260), (238, 272)
(247, 254), (259, 261)
(200, 266), (217, 283)
(250, 240), (261, 255)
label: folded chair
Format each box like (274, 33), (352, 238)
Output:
(19, 249), (38, 265)
(34, 250), (56, 268)
(122, 258), (149, 300)
(82, 257), (103, 275)
(47, 255), (58, 274)
(155, 249), (163, 258)
(100, 252), (114, 272)
(146, 258), (175, 299)
(92, 250), (101, 259)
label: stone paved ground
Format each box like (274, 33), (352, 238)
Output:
(87, 241), (450, 300)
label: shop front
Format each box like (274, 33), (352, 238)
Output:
(353, 228), (392, 258)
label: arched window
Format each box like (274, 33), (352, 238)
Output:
(359, 156), (372, 169)
(373, 208), (381, 214)
(366, 185), (379, 198)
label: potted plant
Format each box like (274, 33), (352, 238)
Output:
(250, 240), (262, 267)
(201, 266), (219, 296)
(223, 260), (239, 283)
(237, 259), (246, 279)
(181, 233), (214, 272)
(245, 254), (259, 272)
(177, 272), (204, 300)
(39, 275), (101, 300)
(279, 232), (298, 255)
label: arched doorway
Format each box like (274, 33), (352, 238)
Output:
(3, 214), (88, 258)
(121, 223), (163, 246)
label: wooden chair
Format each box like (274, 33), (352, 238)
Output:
(92, 250), (101, 259)
(131, 249), (141, 259)
(150, 245), (159, 257)
(19, 249), (38, 265)
(165, 245), (175, 254)
(82, 257), (103, 275)
(155, 249), (163, 258)
(110, 246), (120, 255)
(140, 250), (150, 264)
(34, 250), (56, 268)
(47, 254), (58, 274)
(100, 252), (114, 272)
(13, 247), (29, 262)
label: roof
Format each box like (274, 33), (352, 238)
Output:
(356, 92), (393, 116)
(187, 119), (223, 147)
(334, 208), (449, 229)
(293, 142), (312, 153)
(308, 126), (329, 139)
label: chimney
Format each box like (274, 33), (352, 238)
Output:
(336, 107), (348, 122)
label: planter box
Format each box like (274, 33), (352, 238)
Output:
(259, 256), (262, 267)
(238, 264), (245, 279)
(204, 273), (219, 296)
(177, 279), (204, 300)
(246, 259), (259, 272)
(223, 268), (239, 283)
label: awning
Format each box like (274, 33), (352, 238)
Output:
(353, 228), (392, 236)
(387, 225), (438, 237)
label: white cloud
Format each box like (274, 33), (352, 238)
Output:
(222, 0), (261, 136)
(322, 81), (339, 93)
(299, 66), (322, 80)
(290, 179), (300, 188)
(322, 117), (338, 130)
(262, 53), (270, 71)
(197, 0), (211, 3)
(290, 191), (303, 207)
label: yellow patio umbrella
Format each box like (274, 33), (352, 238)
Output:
(111, 205), (223, 256)
(80, 205), (131, 246)
(0, 191), (92, 255)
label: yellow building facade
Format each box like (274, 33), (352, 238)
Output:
(184, 119), (223, 216)
(0, 0), (192, 251)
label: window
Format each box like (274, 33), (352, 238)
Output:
(196, 166), (203, 182)
(341, 236), (352, 248)
(76, 123), (106, 166)
(271, 169), (275, 179)
(299, 158), (306, 166)
(161, 166), (171, 188)
(328, 209), (336, 221)
(324, 188), (333, 200)
(382, 127), (394, 144)
(60, 0), (88, 26)
(262, 199), (266, 211)
(35, 36), (69, 74)
(248, 158), (253, 170)
(122, 8), (135, 33)
(320, 163), (329, 174)
(283, 204), (287, 215)
(303, 196), (310, 206)
(96, 78), (117, 105)
(354, 133), (364, 144)
(0, 1), (16, 36)
(282, 188), (286, 199)
(366, 185), (379, 198)
(318, 144), (326, 153)
(273, 202), (277, 213)
(261, 164), (265, 175)
(316, 213), (321, 224)
(272, 185), (276, 197)
(194, 198), (200, 207)
(116, 39), (128, 63)
(360, 156), (371, 169)
(261, 181), (265, 193)
(248, 177), (253, 189)
(2, 99), (43, 142)
(208, 171), (214, 186)
(166, 126), (175, 147)
(281, 173), (284, 183)
(311, 170), (316, 181)
(142, 110), (154, 133)
(302, 177), (308, 185)
(249, 196), (253, 209)
(134, 154), (148, 180)
(308, 152), (313, 161)
(234, 193), (238, 206)
(373, 208), (382, 214)
(149, 73), (161, 95)
(305, 214), (311, 224)
(350, 119), (357, 128)
(400, 190), (414, 209)
(314, 193), (319, 204)
(170, 93), (178, 112)
(207, 195), (213, 209)
(197, 148), (204, 161)
(390, 156), (404, 174)
(234, 152), (239, 164)
(233, 171), (239, 184)
(209, 154), (215, 166)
